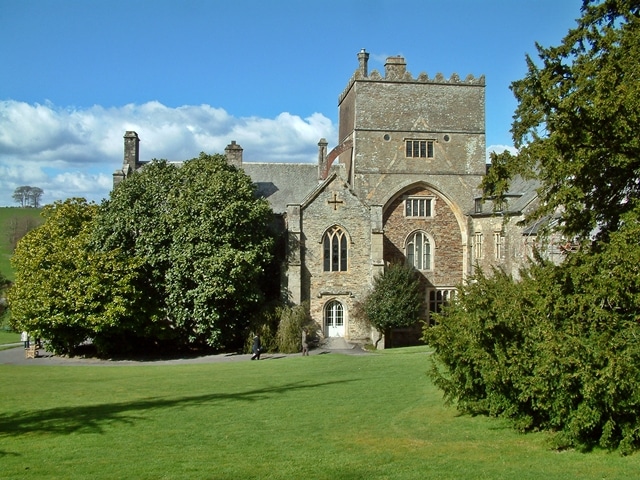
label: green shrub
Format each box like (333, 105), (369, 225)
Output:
(0, 271), (10, 321)
(276, 302), (312, 354)
(424, 211), (640, 453)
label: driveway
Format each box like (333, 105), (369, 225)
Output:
(0, 339), (369, 366)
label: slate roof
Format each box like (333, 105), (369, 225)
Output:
(241, 163), (322, 214)
(471, 175), (540, 216)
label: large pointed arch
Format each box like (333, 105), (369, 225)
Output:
(381, 180), (471, 278)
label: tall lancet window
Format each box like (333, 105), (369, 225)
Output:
(323, 226), (348, 272)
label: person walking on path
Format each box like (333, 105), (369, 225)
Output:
(301, 328), (309, 356)
(21, 331), (29, 349)
(251, 334), (261, 360)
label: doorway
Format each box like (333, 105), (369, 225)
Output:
(324, 300), (345, 337)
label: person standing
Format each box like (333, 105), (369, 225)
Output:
(251, 334), (261, 360)
(301, 328), (309, 356)
(21, 331), (29, 349)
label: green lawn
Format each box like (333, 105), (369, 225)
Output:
(0, 329), (19, 346)
(1, 347), (638, 479)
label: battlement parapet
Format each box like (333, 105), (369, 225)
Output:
(339, 57), (484, 105)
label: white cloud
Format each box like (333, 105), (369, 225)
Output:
(486, 144), (518, 162)
(0, 101), (337, 206)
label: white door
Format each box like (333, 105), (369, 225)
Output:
(325, 300), (345, 337)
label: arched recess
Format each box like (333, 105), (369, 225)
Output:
(380, 181), (470, 278)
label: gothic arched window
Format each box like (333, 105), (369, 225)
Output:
(406, 231), (432, 271)
(323, 226), (348, 272)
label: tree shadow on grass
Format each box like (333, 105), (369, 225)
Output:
(0, 378), (358, 438)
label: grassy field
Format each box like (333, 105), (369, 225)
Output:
(0, 206), (44, 281)
(0, 330), (20, 345)
(1, 347), (638, 479)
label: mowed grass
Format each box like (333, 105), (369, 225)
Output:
(0, 330), (20, 347)
(1, 348), (638, 479)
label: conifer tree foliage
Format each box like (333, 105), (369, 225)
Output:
(425, 210), (640, 452)
(362, 263), (423, 346)
(426, 0), (640, 452)
(483, 0), (640, 241)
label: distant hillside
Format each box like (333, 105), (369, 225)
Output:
(0, 207), (44, 281)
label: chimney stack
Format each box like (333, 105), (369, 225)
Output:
(357, 48), (369, 77)
(384, 55), (406, 80)
(317, 138), (328, 180)
(123, 131), (140, 174)
(225, 140), (243, 167)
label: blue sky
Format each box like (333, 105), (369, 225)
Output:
(0, 0), (583, 206)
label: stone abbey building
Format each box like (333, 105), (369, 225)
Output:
(114, 50), (559, 348)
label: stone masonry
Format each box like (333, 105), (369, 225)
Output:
(114, 50), (548, 348)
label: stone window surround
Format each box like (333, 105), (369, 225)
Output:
(404, 195), (436, 218)
(427, 287), (457, 324)
(473, 231), (483, 260)
(405, 138), (435, 158)
(321, 225), (350, 272)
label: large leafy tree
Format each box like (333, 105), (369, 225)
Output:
(8, 198), (144, 355)
(94, 153), (275, 351)
(12, 186), (31, 207)
(483, 0), (640, 241)
(92, 159), (178, 341)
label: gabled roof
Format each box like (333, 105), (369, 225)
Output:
(241, 163), (321, 214)
(298, 170), (355, 211)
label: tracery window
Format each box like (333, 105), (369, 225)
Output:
(323, 226), (348, 272)
(406, 231), (432, 271)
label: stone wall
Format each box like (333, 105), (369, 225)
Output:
(300, 173), (374, 341)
